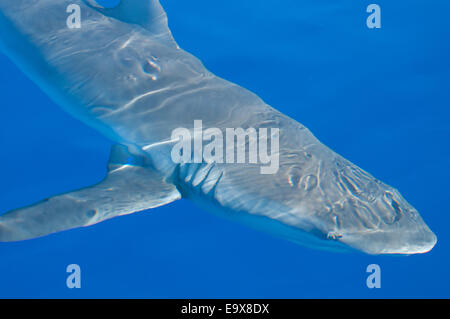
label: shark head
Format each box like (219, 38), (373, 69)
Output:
(281, 152), (437, 255)
(201, 117), (438, 255)
(325, 165), (437, 255)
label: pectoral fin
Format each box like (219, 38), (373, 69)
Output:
(0, 145), (180, 242)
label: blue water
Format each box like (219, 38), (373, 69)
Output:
(0, 0), (449, 298)
(96, 0), (121, 8)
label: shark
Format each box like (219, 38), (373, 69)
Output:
(0, 0), (437, 254)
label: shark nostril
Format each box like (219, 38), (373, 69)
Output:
(408, 209), (419, 221)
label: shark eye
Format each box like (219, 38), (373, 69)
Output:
(86, 209), (97, 218)
(300, 174), (318, 191)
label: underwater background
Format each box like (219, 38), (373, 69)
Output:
(0, 0), (449, 298)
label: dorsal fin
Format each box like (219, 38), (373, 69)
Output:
(84, 0), (177, 47)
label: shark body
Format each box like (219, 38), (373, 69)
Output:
(0, 0), (437, 254)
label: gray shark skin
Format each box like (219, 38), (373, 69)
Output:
(0, 0), (437, 254)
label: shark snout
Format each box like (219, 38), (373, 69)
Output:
(339, 211), (437, 255)
(332, 190), (437, 255)
(310, 160), (439, 255)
